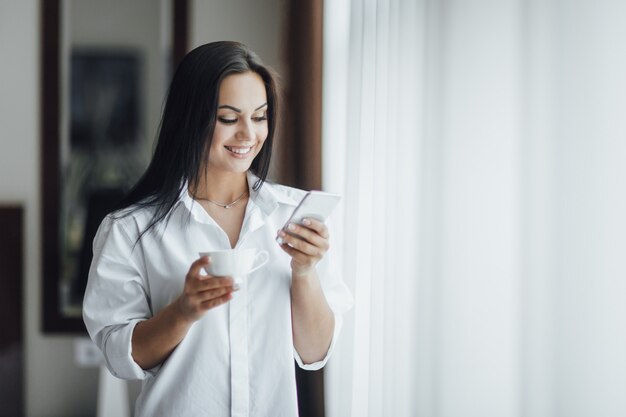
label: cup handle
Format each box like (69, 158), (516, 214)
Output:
(248, 250), (269, 274)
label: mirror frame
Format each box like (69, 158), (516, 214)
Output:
(41, 0), (189, 333)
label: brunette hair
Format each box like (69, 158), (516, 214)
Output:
(113, 41), (278, 236)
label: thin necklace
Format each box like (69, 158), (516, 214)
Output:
(193, 190), (248, 209)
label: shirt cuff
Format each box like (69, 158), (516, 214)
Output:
(294, 313), (343, 371)
(102, 319), (160, 380)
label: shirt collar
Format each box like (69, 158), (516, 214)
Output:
(178, 181), (211, 224)
(177, 171), (300, 221)
(247, 171), (300, 216)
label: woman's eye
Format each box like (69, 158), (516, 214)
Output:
(218, 117), (237, 124)
(253, 115), (268, 122)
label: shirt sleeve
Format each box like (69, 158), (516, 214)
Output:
(294, 219), (353, 370)
(83, 215), (157, 380)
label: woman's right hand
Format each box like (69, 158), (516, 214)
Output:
(132, 256), (235, 369)
(174, 256), (236, 323)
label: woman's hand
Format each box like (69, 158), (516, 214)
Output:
(277, 218), (330, 278)
(132, 257), (235, 369)
(174, 256), (236, 323)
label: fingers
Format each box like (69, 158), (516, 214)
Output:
(187, 256), (210, 279)
(299, 218), (329, 239)
(279, 241), (305, 260)
(177, 256), (241, 322)
(277, 219), (329, 257)
(286, 222), (329, 248)
(187, 256), (234, 290)
(200, 291), (233, 310)
(182, 277), (235, 303)
(278, 231), (324, 257)
(195, 286), (234, 307)
(189, 274), (234, 292)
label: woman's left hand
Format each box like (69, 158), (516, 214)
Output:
(277, 218), (329, 278)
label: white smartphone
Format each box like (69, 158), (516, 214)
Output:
(277, 190), (341, 241)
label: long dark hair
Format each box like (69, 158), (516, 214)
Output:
(113, 41), (278, 237)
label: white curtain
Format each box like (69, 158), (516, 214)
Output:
(322, 0), (626, 416)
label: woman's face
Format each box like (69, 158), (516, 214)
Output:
(207, 71), (269, 175)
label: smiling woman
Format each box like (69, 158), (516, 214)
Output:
(81, 41), (353, 417)
(201, 72), (269, 188)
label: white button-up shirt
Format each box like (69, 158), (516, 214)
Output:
(83, 172), (353, 417)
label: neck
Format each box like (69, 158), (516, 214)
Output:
(190, 170), (248, 202)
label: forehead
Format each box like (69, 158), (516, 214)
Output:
(218, 72), (267, 108)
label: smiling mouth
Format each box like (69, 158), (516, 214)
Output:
(225, 146), (253, 155)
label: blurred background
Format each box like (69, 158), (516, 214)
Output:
(1, 0), (626, 416)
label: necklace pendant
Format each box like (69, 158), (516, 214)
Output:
(224, 204), (230, 209)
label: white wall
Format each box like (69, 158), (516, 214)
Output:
(1, 1), (98, 416)
(190, 0), (287, 78)
(0, 1), (285, 415)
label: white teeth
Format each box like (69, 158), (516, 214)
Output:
(226, 146), (251, 154)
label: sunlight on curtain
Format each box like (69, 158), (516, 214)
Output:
(323, 0), (626, 416)
(323, 0), (424, 416)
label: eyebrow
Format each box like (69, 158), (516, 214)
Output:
(217, 103), (268, 113)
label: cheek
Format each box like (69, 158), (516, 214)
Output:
(208, 138), (222, 156)
(256, 124), (269, 143)
(209, 126), (231, 153)
(211, 125), (228, 144)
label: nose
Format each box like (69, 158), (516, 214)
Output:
(236, 119), (255, 141)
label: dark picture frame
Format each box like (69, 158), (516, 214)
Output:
(40, 0), (189, 333)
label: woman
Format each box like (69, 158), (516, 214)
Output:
(83, 41), (352, 416)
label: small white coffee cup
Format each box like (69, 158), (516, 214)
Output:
(198, 248), (269, 286)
